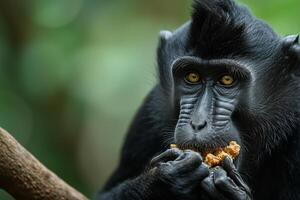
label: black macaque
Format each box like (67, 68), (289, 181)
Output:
(96, 0), (300, 199)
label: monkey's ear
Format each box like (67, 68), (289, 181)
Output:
(159, 30), (172, 44)
(282, 35), (300, 60)
(160, 30), (172, 40)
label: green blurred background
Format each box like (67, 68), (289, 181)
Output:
(0, 0), (299, 199)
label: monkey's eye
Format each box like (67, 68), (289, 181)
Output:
(218, 75), (235, 87)
(184, 71), (201, 84)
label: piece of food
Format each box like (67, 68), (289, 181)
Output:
(170, 141), (240, 167)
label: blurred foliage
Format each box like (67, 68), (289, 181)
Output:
(0, 0), (299, 199)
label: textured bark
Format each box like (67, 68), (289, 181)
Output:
(0, 127), (89, 200)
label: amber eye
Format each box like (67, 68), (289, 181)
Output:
(184, 71), (201, 84)
(218, 75), (235, 87)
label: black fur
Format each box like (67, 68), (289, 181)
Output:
(96, 0), (300, 199)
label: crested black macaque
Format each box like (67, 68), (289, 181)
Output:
(96, 0), (300, 200)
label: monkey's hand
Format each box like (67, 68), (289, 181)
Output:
(200, 157), (252, 200)
(150, 148), (209, 199)
(97, 148), (209, 200)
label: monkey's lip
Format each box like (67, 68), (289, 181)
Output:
(178, 144), (227, 156)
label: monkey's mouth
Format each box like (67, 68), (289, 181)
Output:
(175, 141), (241, 167)
(178, 144), (224, 157)
(177, 143), (227, 155)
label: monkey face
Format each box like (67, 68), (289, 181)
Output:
(172, 56), (251, 155)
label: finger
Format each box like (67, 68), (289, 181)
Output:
(222, 156), (240, 182)
(196, 163), (210, 180)
(213, 167), (248, 200)
(174, 149), (202, 161)
(150, 148), (183, 167)
(222, 157), (251, 194)
(201, 171), (228, 200)
(173, 150), (202, 173)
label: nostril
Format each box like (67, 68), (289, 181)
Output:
(198, 121), (207, 130)
(190, 120), (207, 131)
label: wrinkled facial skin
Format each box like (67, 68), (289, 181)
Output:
(172, 56), (250, 153)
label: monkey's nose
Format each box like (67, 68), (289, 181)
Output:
(190, 120), (207, 131)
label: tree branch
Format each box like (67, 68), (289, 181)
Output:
(0, 127), (89, 200)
